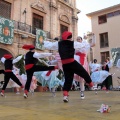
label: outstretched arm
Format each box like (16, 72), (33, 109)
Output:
(33, 52), (52, 59)
(12, 55), (23, 64)
(44, 41), (58, 50)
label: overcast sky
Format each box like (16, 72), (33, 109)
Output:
(76, 0), (120, 37)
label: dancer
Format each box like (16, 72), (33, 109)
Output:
(101, 59), (113, 92)
(89, 59), (102, 92)
(22, 44), (58, 98)
(89, 59), (101, 73)
(43, 31), (93, 102)
(90, 59), (113, 94)
(34, 56), (61, 97)
(74, 35), (95, 99)
(90, 68), (111, 88)
(34, 69), (61, 97)
(0, 54), (23, 96)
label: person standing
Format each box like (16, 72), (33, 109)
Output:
(74, 35), (95, 99)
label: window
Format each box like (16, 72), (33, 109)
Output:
(0, 0), (11, 19)
(60, 24), (68, 36)
(98, 15), (107, 24)
(101, 51), (109, 63)
(100, 32), (109, 48)
(32, 13), (43, 34)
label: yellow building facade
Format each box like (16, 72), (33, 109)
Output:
(87, 4), (120, 88)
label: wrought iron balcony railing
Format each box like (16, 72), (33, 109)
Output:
(13, 20), (50, 38)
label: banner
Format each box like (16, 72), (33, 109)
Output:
(36, 29), (46, 50)
(111, 47), (120, 65)
(0, 16), (14, 44)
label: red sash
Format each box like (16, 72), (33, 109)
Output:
(25, 64), (34, 70)
(76, 52), (86, 65)
(61, 58), (74, 64)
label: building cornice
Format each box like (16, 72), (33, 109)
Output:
(14, 29), (36, 39)
(86, 3), (120, 17)
(58, 0), (74, 9)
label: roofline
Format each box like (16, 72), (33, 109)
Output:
(86, 3), (120, 16)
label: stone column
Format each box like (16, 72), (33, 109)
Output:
(72, 13), (78, 40)
(49, 0), (58, 39)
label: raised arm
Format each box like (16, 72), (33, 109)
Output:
(44, 41), (58, 50)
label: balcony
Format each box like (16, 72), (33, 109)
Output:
(14, 20), (50, 38)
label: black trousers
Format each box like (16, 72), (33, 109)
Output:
(102, 75), (112, 90)
(25, 65), (55, 91)
(2, 72), (22, 90)
(0, 69), (4, 74)
(63, 60), (92, 91)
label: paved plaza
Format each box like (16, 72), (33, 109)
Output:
(0, 91), (120, 120)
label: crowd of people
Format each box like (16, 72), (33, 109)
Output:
(0, 31), (114, 103)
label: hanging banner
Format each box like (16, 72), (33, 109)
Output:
(0, 16), (14, 44)
(111, 47), (120, 65)
(36, 29), (46, 50)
